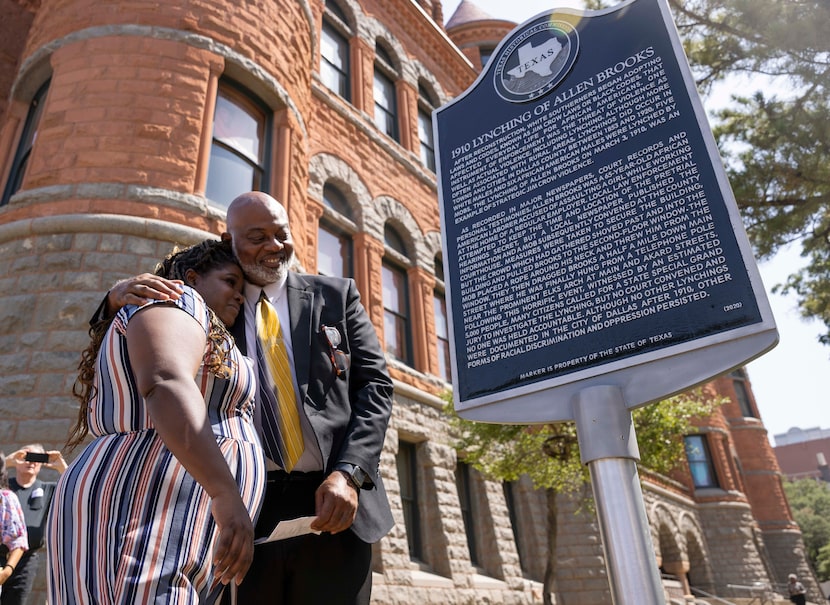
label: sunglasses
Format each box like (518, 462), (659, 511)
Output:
(322, 325), (349, 376)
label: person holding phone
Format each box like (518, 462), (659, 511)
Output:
(3, 445), (66, 605)
(0, 453), (28, 600)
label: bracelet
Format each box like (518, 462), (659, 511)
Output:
(4, 563), (14, 573)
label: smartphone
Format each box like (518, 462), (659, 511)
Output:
(25, 451), (50, 463)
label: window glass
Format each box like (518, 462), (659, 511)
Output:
(321, 21), (350, 100)
(2, 80), (49, 206)
(730, 368), (756, 418)
(373, 70), (398, 140)
(384, 225), (407, 256)
(397, 441), (422, 560)
(375, 43), (395, 68)
(503, 481), (528, 573)
(684, 435), (719, 489)
(733, 377), (755, 417)
(325, 0), (349, 24)
(323, 183), (351, 218)
(434, 293), (451, 381)
(206, 145), (259, 206)
(382, 263), (410, 363)
(480, 47), (495, 67)
(318, 224), (352, 278)
(418, 108), (435, 171)
(418, 85), (436, 171)
(205, 84), (268, 207)
(456, 462), (479, 565)
(434, 255), (445, 282)
(318, 184), (353, 278)
(212, 92), (261, 161)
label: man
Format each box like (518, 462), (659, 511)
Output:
(4, 445), (66, 605)
(787, 573), (807, 605)
(104, 191), (395, 605)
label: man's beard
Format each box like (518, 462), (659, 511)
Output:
(233, 243), (292, 285)
(239, 260), (286, 285)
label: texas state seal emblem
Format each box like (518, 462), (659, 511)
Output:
(494, 18), (580, 103)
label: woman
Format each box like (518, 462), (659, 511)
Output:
(48, 240), (264, 604)
(0, 452), (28, 596)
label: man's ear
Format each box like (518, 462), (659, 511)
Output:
(183, 268), (199, 286)
(221, 232), (232, 242)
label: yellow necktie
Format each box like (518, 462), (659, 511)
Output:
(256, 292), (304, 471)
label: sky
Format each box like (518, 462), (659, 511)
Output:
(440, 0), (830, 444)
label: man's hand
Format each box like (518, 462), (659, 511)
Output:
(310, 471), (358, 535)
(46, 450), (68, 474)
(106, 274), (184, 316)
(7, 449), (26, 465)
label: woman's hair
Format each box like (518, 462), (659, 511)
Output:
(0, 452), (8, 490)
(67, 239), (240, 451)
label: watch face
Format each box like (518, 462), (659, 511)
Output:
(338, 465), (364, 488)
(353, 467), (366, 485)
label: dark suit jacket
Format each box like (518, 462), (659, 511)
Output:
(231, 272), (395, 544)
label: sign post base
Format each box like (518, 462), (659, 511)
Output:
(573, 385), (666, 604)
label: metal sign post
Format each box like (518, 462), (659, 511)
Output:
(573, 386), (664, 605)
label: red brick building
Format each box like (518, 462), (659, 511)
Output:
(774, 427), (830, 481)
(0, 0), (822, 602)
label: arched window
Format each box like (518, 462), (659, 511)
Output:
(684, 434), (719, 489)
(205, 81), (271, 208)
(479, 46), (496, 68)
(373, 43), (399, 142)
(320, 0), (352, 101)
(730, 368), (756, 418)
(317, 183), (354, 278)
(417, 84), (436, 172)
(382, 225), (412, 364)
(2, 80), (49, 206)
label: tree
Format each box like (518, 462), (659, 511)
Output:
(584, 0), (830, 342)
(783, 478), (830, 581)
(445, 389), (721, 604)
(663, 0), (830, 345)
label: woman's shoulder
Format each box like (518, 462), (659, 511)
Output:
(0, 488), (22, 506)
(116, 285), (210, 333)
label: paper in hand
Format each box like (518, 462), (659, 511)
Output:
(254, 516), (321, 545)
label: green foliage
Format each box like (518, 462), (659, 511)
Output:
(444, 388), (721, 494)
(818, 542), (830, 581)
(783, 478), (830, 581)
(632, 390), (719, 475)
(665, 0), (830, 344)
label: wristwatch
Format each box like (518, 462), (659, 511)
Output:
(335, 463), (367, 489)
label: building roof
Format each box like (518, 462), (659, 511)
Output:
(445, 0), (498, 29)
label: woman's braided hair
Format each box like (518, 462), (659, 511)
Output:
(67, 239), (240, 451)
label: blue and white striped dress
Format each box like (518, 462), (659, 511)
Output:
(47, 288), (265, 604)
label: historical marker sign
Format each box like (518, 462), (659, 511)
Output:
(434, 0), (778, 422)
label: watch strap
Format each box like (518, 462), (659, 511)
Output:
(335, 463), (366, 489)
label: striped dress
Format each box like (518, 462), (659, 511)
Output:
(47, 288), (265, 604)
